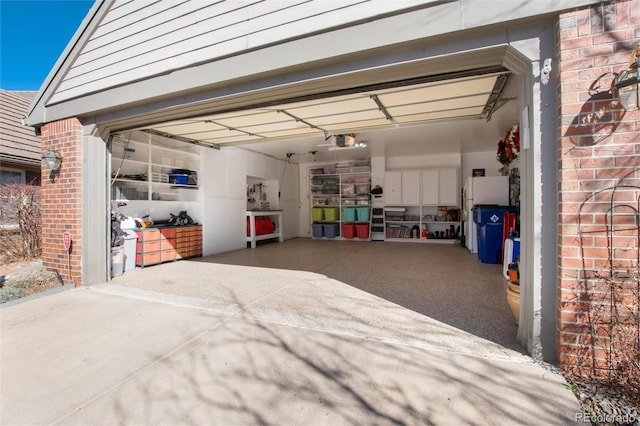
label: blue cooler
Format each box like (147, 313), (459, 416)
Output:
(473, 206), (517, 264)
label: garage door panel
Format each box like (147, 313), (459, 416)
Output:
(323, 118), (390, 131)
(286, 96), (376, 117)
(309, 109), (386, 126)
(393, 107), (482, 123)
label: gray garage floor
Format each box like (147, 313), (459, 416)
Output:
(1, 238), (581, 425)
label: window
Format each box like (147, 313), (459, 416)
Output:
(0, 168), (25, 186)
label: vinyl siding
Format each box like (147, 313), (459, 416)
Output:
(51, 0), (437, 103)
(0, 91), (40, 166)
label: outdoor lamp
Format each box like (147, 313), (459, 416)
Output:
(41, 149), (62, 182)
(614, 44), (640, 111)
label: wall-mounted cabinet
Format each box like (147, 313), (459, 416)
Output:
(111, 135), (201, 203)
(385, 168), (459, 207)
(384, 170), (420, 205)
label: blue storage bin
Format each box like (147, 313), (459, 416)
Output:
(312, 223), (324, 238)
(169, 174), (189, 185)
(323, 223), (339, 238)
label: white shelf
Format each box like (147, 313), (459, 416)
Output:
(309, 163), (372, 240)
(385, 238), (458, 244)
(111, 130), (201, 203)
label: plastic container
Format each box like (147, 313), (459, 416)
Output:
(356, 224), (370, 239)
(111, 246), (124, 277)
(356, 206), (371, 222)
(323, 223), (339, 238)
(323, 207), (339, 222)
(312, 207), (324, 222)
(473, 206), (517, 264)
(355, 183), (370, 194)
(342, 207), (357, 222)
(342, 224), (356, 238)
(312, 223), (324, 238)
(342, 184), (355, 195)
(169, 174), (189, 185)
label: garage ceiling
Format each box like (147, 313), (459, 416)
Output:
(130, 70), (516, 163)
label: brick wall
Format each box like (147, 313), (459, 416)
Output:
(557, 0), (640, 376)
(40, 118), (83, 286)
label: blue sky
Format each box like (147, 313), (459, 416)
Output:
(1, 0), (93, 90)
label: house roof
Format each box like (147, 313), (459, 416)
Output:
(0, 90), (40, 167)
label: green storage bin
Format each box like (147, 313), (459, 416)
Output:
(342, 207), (357, 222)
(356, 206), (371, 222)
(312, 207), (324, 222)
(324, 207), (339, 222)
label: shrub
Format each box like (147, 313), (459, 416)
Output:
(0, 183), (41, 261)
(0, 287), (27, 304)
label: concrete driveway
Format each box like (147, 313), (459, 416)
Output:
(1, 241), (581, 425)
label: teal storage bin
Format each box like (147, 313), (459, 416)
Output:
(342, 207), (357, 222)
(356, 206), (371, 222)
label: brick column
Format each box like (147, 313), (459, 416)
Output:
(557, 0), (639, 376)
(41, 118), (83, 286)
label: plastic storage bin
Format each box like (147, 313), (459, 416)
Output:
(342, 224), (356, 238)
(356, 206), (371, 222)
(473, 206), (517, 264)
(169, 174), (189, 185)
(312, 223), (324, 238)
(356, 224), (370, 239)
(312, 207), (324, 222)
(342, 207), (357, 222)
(355, 183), (370, 194)
(323, 207), (339, 222)
(323, 223), (340, 238)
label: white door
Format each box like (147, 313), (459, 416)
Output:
(384, 171), (402, 204)
(421, 170), (439, 205)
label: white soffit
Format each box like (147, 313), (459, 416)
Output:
(138, 71), (509, 148)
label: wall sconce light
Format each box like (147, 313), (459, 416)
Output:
(41, 149), (62, 182)
(614, 44), (640, 111)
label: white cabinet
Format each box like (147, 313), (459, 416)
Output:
(438, 168), (459, 206)
(384, 170), (420, 205)
(421, 170), (439, 205)
(401, 171), (421, 205)
(110, 131), (201, 202)
(421, 168), (459, 206)
(384, 171), (402, 204)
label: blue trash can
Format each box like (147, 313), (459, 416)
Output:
(473, 206), (517, 264)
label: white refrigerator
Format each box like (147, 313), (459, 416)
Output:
(464, 176), (510, 253)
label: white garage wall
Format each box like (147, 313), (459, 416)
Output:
(201, 146), (299, 255)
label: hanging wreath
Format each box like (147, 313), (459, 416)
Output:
(497, 124), (520, 166)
